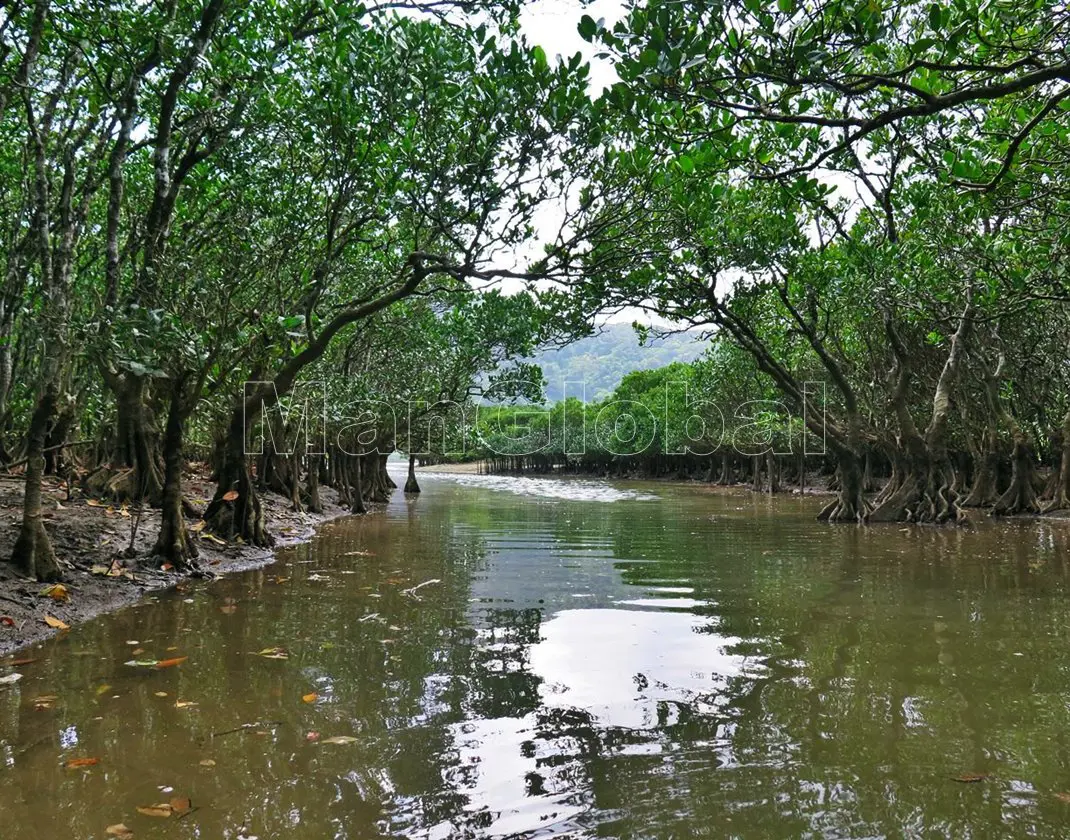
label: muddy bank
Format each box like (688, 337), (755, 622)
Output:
(0, 470), (350, 658)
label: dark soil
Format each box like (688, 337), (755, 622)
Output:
(0, 467), (349, 658)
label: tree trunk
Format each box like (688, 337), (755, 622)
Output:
(351, 455), (366, 514)
(152, 379), (198, 569)
(89, 372), (164, 504)
(1042, 409), (1070, 513)
(306, 454), (323, 514)
(817, 449), (868, 522)
(203, 406), (273, 547)
(404, 452), (420, 493)
(10, 386), (62, 581)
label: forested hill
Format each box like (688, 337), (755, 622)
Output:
(532, 324), (705, 402)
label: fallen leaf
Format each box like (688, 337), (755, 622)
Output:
(344, 550), (375, 557)
(160, 563), (174, 572)
(222, 489), (239, 502)
(9, 657), (35, 666)
(318, 735), (359, 745)
(155, 656), (187, 669)
(105, 824), (133, 839)
(202, 533), (227, 546)
(125, 640), (140, 645)
(86, 498), (105, 507)
(41, 582), (69, 601)
(166, 646), (178, 651)
(0, 673), (23, 685)
(952, 773), (989, 783)
(189, 519), (207, 532)
(199, 759), (216, 767)
(33, 695), (57, 709)
(256, 647), (289, 660)
(154, 691), (168, 697)
(272, 576), (289, 584)
(136, 804), (174, 818)
(43, 615), (69, 630)
(95, 684), (111, 696)
(131, 648), (145, 656)
(124, 659), (160, 668)
(305, 731), (320, 742)
(0, 615), (15, 627)
(175, 700), (198, 708)
(219, 604), (237, 615)
(65, 757), (100, 768)
(302, 692), (318, 703)
(169, 796), (191, 814)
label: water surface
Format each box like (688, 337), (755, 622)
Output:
(3, 472), (1070, 837)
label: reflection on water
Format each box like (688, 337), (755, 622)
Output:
(3, 473), (1070, 837)
(431, 472), (660, 502)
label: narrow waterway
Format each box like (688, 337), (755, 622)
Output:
(3, 472), (1070, 837)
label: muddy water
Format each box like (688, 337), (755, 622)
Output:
(3, 474), (1070, 838)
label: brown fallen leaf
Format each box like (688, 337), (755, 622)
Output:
(41, 583), (69, 602)
(202, 533), (227, 546)
(131, 648), (145, 656)
(319, 735), (359, 745)
(65, 757), (100, 769)
(155, 656), (187, 669)
(43, 615), (69, 630)
(952, 773), (989, 783)
(33, 695), (57, 710)
(169, 796), (192, 814)
(174, 700), (198, 708)
(199, 759), (216, 767)
(154, 691), (168, 697)
(105, 824), (133, 839)
(86, 498), (105, 507)
(136, 804), (174, 818)
(219, 604), (237, 615)
(222, 489), (239, 501)
(9, 657), (35, 666)
(189, 519), (207, 532)
(302, 692), (318, 704)
(0, 616), (15, 627)
(160, 562), (174, 572)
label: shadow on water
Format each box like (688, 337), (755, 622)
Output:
(3, 471), (1070, 837)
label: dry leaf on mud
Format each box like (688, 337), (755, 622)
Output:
(174, 700), (198, 708)
(154, 691), (168, 697)
(33, 695), (57, 709)
(136, 804), (174, 818)
(9, 657), (34, 666)
(951, 773), (989, 783)
(41, 583), (69, 601)
(222, 489), (239, 501)
(1055, 792), (1070, 803)
(0, 615), (15, 627)
(302, 692), (318, 703)
(189, 519), (207, 532)
(0, 673), (22, 685)
(105, 824), (133, 839)
(201, 533), (227, 546)
(43, 615), (69, 630)
(155, 657), (187, 669)
(86, 498), (105, 507)
(318, 735), (359, 745)
(199, 759), (216, 767)
(65, 757), (99, 768)
(256, 647), (289, 659)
